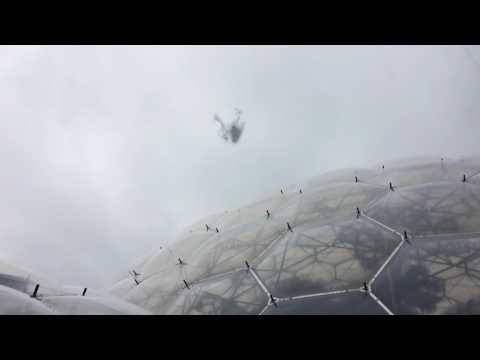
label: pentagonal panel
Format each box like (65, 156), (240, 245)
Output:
(366, 182), (480, 236)
(262, 291), (386, 315)
(255, 218), (401, 298)
(372, 234), (480, 314)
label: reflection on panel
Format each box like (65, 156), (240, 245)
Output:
(366, 182), (480, 236)
(118, 258), (190, 314)
(231, 193), (298, 227)
(135, 220), (286, 289)
(364, 159), (475, 188)
(165, 271), (268, 315)
(270, 183), (386, 230)
(305, 168), (378, 189)
(141, 231), (215, 277)
(185, 220), (286, 280)
(372, 234), (480, 314)
(184, 192), (297, 234)
(263, 291), (386, 315)
(255, 218), (400, 298)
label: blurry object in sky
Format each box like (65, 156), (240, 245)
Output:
(213, 108), (245, 143)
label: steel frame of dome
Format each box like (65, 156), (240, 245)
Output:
(113, 157), (480, 315)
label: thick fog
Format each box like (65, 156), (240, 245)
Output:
(0, 45), (479, 288)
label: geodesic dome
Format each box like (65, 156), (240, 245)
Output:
(110, 156), (480, 315)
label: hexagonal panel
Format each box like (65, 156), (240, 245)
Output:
(255, 218), (401, 298)
(372, 233), (480, 314)
(135, 229), (220, 289)
(269, 182), (387, 229)
(184, 220), (287, 280)
(141, 220), (287, 284)
(115, 257), (190, 314)
(184, 192), (297, 234)
(363, 158), (478, 189)
(233, 192), (299, 227)
(366, 182), (480, 236)
(164, 270), (268, 315)
(305, 168), (378, 189)
(262, 291), (387, 315)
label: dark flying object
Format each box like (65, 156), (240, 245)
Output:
(214, 108), (245, 143)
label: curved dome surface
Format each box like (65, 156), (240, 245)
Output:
(365, 182), (480, 236)
(0, 259), (149, 315)
(0, 285), (55, 315)
(41, 295), (151, 315)
(110, 156), (480, 315)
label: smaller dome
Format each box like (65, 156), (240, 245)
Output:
(41, 295), (151, 315)
(0, 285), (55, 315)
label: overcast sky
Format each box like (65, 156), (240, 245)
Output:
(0, 45), (479, 288)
